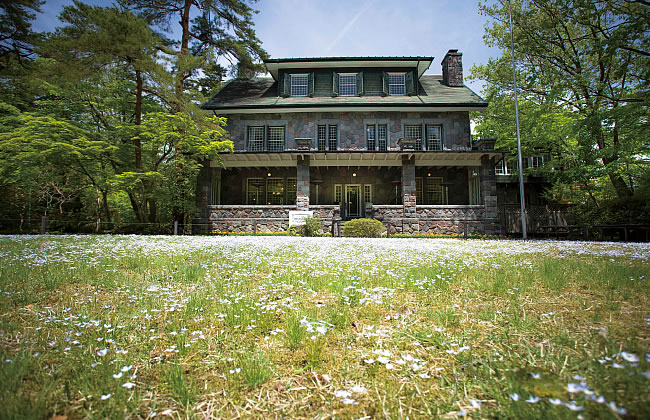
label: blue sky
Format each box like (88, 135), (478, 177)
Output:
(33, 0), (499, 93)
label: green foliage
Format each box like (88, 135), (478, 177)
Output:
(342, 218), (385, 238)
(237, 350), (273, 387)
(471, 0), (650, 205)
(297, 216), (323, 237)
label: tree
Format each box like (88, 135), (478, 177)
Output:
(120, 0), (267, 228)
(0, 0), (43, 71)
(473, 0), (650, 200)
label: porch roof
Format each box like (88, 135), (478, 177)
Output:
(212, 151), (505, 168)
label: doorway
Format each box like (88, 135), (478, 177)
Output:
(345, 184), (361, 218)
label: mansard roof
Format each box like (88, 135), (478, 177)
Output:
(202, 75), (487, 113)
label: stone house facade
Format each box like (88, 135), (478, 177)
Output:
(197, 50), (502, 235)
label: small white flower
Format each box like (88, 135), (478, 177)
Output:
(418, 372), (431, 379)
(350, 385), (366, 394)
(321, 374), (331, 382)
(621, 352), (639, 363)
(97, 348), (108, 357)
(470, 399), (482, 408)
(529, 372), (541, 379)
(377, 356), (390, 364)
(341, 397), (358, 405)
(363, 358), (375, 364)
(334, 390), (352, 398)
(122, 382), (136, 389)
(509, 393), (520, 401)
(567, 383), (582, 393)
(565, 401), (584, 411)
(100, 393), (111, 400)
(548, 398), (563, 405)
(121, 365), (133, 372)
(112, 372), (123, 379)
(608, 401), (627, 415)
(525, 395), (540, 403)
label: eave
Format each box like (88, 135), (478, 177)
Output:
(212, 151), (504, 168)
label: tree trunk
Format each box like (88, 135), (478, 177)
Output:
(134, 69), (143, 170)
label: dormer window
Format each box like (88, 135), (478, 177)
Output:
(290, 74), (309, 97)
(388, 73), (406, 96)
(339, 73), (357, 96)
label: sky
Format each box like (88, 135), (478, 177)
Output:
(32, 0), (501, 93)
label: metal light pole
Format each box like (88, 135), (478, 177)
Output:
(508, 0), (527, 239)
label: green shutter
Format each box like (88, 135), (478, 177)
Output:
(332, 72), (339, 97)
(406, 71), (415, 96)
(382, 71), (388, 96)
(356, 72), (363, 96)
(282, 73), (290, 97)
(308, 72), (314, 97)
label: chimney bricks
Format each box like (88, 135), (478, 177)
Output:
(442, 49), (463, 87)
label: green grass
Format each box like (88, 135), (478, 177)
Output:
(0, 235), (647, 418)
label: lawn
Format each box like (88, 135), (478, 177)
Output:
(0, 235), (648, 419)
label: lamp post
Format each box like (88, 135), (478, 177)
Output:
(508, 0), (527, 239)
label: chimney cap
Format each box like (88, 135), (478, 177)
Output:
(445, 49), (461, 55)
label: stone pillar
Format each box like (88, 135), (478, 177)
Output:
(480, 155), (499, 234)
(296, 155), (310, 210)
(401, 155), (419, 233)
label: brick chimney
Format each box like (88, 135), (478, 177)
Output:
(442, 49), (463, 87)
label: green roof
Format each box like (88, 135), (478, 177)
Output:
(202, 75), (487, 112)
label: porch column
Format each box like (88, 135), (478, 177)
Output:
(480, 155), (499, 234)
(401, 155), (419, 233)
(296, 155), (310, 210)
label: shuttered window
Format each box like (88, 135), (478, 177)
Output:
(290, 74), (309, 97)
(367, 124), (388, 151)
(339, 73), (357, 96)
(388, 73), (406, 96)
(328, 125), (338, 151)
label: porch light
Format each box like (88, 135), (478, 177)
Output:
(352, 172), (357, 177)
(427, 172), (431, 177)
(267, 172), (271, 177)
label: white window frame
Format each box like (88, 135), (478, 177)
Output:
(267, 126), (285, 152)
(426, 125), (442, 151)
(405, 124), (423, 151)
(363, 184), (372, 204)
(388, 72), (406, 96)
(338, 73), (357, 96)
(290, 74), (309, 97)
(495, 159), (511, 175)
(248, 126), (265, 152)
(334, 184), (342, 203)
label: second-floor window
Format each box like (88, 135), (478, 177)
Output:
(247, 126), (286, 152)
(290, 74), (309, 96)
(426, 125), (442, 151)
(366, 124), (388, 151)
(405, 124), (423, 150)
(317, 124), (338, 151)
(339, 73), (357, 96)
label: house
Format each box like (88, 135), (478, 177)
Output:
(196, 50), (503, 235)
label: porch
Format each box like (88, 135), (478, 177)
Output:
(198, 151), (500, 235)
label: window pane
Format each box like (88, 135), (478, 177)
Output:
(247, 178), (264, 204)
(426, 177), (444, 204)
(328, 125), (337, 150)
(339, 74), (357, 96)
(267, 126), (285, 152)
(405, 125), (422, 150)
(363, 185), (372, 203)
(317, 125), (327, 151)
(248, 127), (265, 151)
(366, 125), (376, 150)
(334, 184), (342, 203)
(291, 74), (308, 97)
(416, 177), (423, 203)
(426, 125), (442, 151)
(287, 178), (297, 204)
(388, 73), (406, 96)
(378, 124), (387, 151)
(266, 178), (285, 205)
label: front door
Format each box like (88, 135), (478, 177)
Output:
(345, 185), (361, 218)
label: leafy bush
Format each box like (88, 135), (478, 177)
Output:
(342, 218), (385, 237)
(297, 216), (323, 237)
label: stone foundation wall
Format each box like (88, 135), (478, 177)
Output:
(373, 204), (485, 235)
(207, 205), (341, 233)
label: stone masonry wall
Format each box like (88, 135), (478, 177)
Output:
(208, 205), (340, 233)
(225, 111), (471, 152)
(372, 205), (485, 235)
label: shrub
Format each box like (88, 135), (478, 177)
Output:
(342, 218), (385, 237)
(297, 216), (323, 237)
